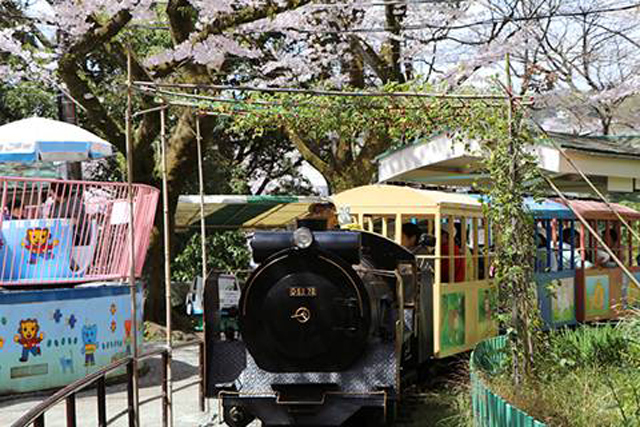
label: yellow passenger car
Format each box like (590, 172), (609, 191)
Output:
(333, 185), (497, 359)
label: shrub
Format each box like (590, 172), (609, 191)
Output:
(486, 314), (640, 427)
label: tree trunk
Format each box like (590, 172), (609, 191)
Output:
(325, 161), (377, 193)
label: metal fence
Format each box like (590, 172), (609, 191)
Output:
(0, 177), (159, 286)
(10, 340), (205, 427)
(470, 336), (546, 427)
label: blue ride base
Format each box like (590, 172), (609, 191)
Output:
(0, 283), (143, 394)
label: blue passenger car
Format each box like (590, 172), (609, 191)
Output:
(526, 198), (578, 328)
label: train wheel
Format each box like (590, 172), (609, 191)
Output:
(343, 406), (392, 427)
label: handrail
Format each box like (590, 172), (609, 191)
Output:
(11, 358), (131, 427)
(11, 340), (205, 427)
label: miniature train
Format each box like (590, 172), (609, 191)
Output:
(201, 185), (640, 426)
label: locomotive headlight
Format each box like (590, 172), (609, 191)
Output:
(293, 227), (313, 249)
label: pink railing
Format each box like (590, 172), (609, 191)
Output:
(0, 177), (159, 286)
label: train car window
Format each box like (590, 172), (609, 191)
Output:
(472, 217), (480, 281)
(554, 219), (577, 271)
(387, 216), (396, 242)
(372, 217), (383, 235)
(439, 216), (467, 284)
(579, 219), (628, 268)
(535, 219), (556, 273)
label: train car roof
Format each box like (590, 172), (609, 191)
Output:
(523, 198), (576, 219)
(468, 195), (575, 219)
(553, 199), (640, 220)
(333, 185), (480, 212)
(175, 194), (329, 230)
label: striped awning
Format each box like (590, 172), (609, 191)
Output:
(175, 194), (330, 230)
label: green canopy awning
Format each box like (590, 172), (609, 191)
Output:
(175, 194), (330, 230)
(0, 162), (64, 179)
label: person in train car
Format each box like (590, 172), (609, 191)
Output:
(598, 228), (620, 268)
(559, 228), (593, 269)
(441, 228), (465, 283)
(401, 223), (434, 265)
(400, 223), (432, 312)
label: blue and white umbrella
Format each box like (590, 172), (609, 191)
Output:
(0, 117), (115, 163)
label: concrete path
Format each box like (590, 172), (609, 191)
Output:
(0, 345), (223, 427)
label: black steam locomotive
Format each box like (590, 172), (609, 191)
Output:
(205, 227), (426, 426)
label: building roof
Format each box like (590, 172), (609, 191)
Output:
(377, 131), (640, 162)
(543, 132), (640, 159)
(376, 131), (640, 194)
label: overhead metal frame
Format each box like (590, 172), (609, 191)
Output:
(123, 51), (640, 425)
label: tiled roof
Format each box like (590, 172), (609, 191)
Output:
(544, 132), (640, 158)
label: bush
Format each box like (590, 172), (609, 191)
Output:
(487, 313), (640, 427)
(540, 322), (640, 376)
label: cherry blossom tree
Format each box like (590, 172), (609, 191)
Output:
(1, 0), (321, 320)
(3, 0), (638, 318)
(507, 0), (640, 134)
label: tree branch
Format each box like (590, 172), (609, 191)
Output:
(58, 55), (125, 150)
(350, 36), (390, 83)
(68, 9), (132, 57)
(286, 128), (329, 175)
(166, 0), (197, 45)
(150, 0), (313, 76)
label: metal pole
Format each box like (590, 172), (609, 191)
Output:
(195, 113), (209, 412)
(125, 47), (140, 427)
(160, 106), (174, 426)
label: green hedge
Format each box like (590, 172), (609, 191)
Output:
(470, 336), (546, 427)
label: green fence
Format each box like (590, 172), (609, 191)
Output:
(470, 336), (546, 427)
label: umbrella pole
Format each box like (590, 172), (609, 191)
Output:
(195, 113), (209, 411)
(160, 105), (174, 426)
(125, 47), (140, 427)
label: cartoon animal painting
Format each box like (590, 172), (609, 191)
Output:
(60, 350), (74, 374)
(0, 336), (4, 349)
(14, 319), (44, 362)
(22, 228), (59, 264)
(81, 324), (99, 367)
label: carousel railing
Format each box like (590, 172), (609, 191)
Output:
(0, 177), (159, 286)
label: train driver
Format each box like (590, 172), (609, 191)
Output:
(304, 202), (339, 230)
